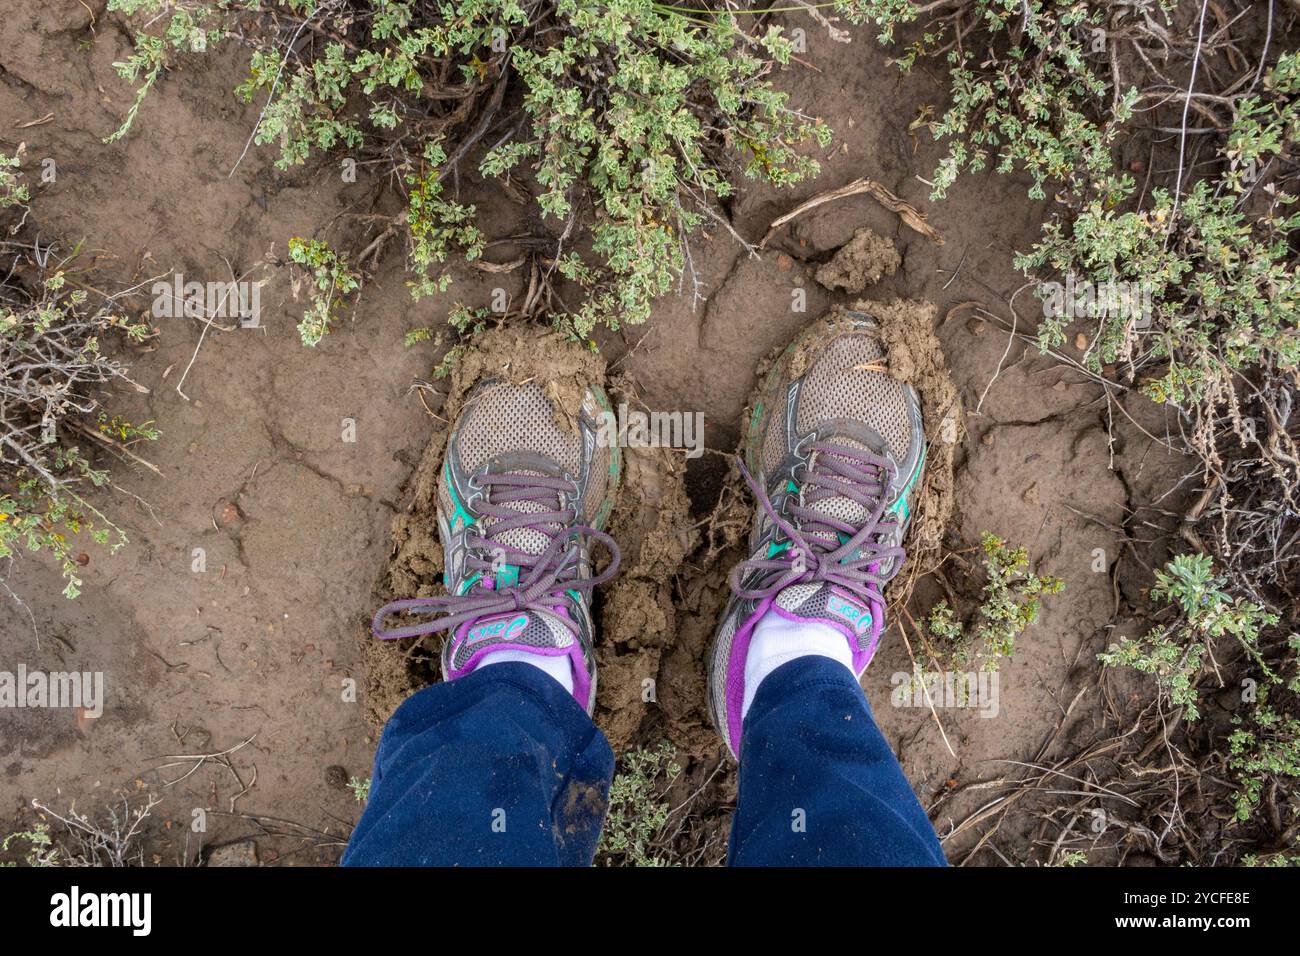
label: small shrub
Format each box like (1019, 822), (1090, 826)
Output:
(0, 823), (59, 867)
(1, 165), (158, 599)
(927, 532), (1064, 671)
(1099, 553), (1278, 721)
(0, 148), (30, 209)
(1228, 693), (1300, 822)
(287, 236), (360, 347)
(597, 741), (680, 867)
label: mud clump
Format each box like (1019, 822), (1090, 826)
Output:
(814, 228), (900, 293)
(595, 380), (698, 750)
(864, 297), (964, 605)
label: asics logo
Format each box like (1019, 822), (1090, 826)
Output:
(466, 614), (529, 645)
(827, 595), (872, 635)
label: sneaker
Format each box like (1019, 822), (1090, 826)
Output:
(372, 378), (621, 714)
(707, 311), (925, 757)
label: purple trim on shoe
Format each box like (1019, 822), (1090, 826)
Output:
(445, 610), (590, 711)
(724, 594), (776, 755)
(567, 641), (593, 712)
(445, 637), (574, 681)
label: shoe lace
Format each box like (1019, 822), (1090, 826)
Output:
(730, 439), (904, 606)
(372, 471), (620, 640)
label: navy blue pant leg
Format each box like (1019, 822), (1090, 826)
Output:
(341, 662), (613, 866)
(728, 656), (947, 866)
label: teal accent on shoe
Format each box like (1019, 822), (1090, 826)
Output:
(495, 564), (519, 590)
(766, 539), (791, 558)
(887, 442), (928, 522)
(826, 593), (873, 635)
(443, 460), (476, 532)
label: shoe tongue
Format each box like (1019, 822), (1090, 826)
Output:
(773, 581), (878, 640)
(803, 437), (882, 539)
(484, 468), (563, 560)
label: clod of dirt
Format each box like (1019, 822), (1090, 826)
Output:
(814, 228), (900, 294)
(215, 499), (243, 527)
(324, 765), (349, 790)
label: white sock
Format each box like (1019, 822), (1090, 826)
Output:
(474, 649), (575, 694)
(742, 612), (854, 718)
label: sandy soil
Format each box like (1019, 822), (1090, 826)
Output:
(0, 1), (1192, 864)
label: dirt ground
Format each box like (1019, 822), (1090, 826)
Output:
(0, 1), (1191, 864)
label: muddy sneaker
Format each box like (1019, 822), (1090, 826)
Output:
(372, 379), (621, 715)
(708, 310), (925, 757)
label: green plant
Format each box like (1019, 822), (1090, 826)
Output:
(1099, 553), (1278, 721)
(287, 236), (360, 347)
(1226, 631), (1300, 822)
(597, 741), (680, 867)
(860, 4), (1299, 504)
(103, 0), (227, 144)
(1049, 849), (1088, 867)
(928, 3), (1134, 203)
(1242, 847), (1300, 867)
(1228, 693), (1300, 822)
(347, 775), (371, 804)
(104, 0), (864, 343)
(0, 148), (29, 210)
(0, 823), (59, 867)
(927, 532), (1064, 671)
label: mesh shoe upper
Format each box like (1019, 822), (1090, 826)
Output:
(710, 311), (925, 757)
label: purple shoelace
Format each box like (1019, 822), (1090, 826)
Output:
(372, 471), (619, 640)
(730, 439), (905, 605)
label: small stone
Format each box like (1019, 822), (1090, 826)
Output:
(216, 500), (242, 527)
(1075, 333), (1088, 350)
(966, 317), (985, 335)
(980, 432), (994, 446)
(207, 842), (259, 867)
